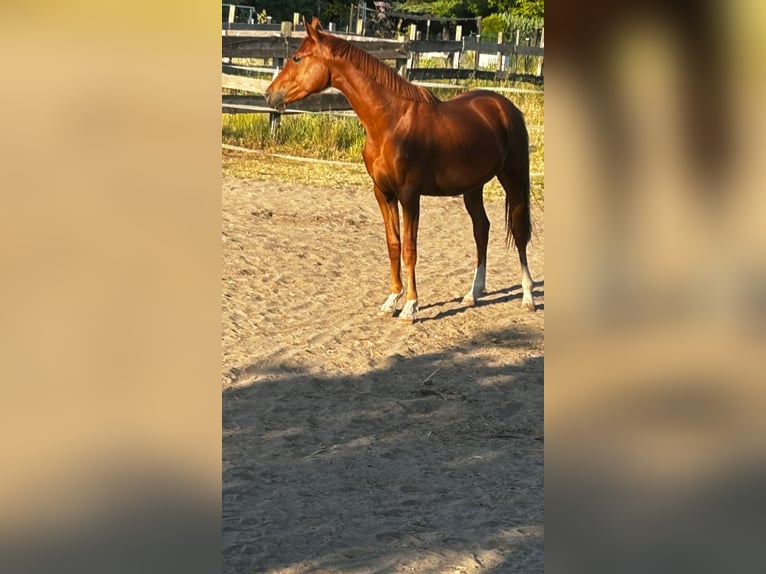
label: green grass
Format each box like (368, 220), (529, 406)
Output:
(222, 113), (366, 162)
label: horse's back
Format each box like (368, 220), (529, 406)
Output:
(448, 89), (520, 113)
(440, 89), (524, 137)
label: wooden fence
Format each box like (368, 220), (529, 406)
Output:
(222, 23), (543, 124)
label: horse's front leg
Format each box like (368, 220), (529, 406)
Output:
(398, 193), (420, 322)
(373, 185), (404, 316)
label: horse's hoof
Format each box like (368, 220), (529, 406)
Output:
(378, 292), (403, 317)
(462, 291), (486, 306)
(398, 300), (418, 323)
(522, 297), (537, 312)
(462, 284), (485, 306)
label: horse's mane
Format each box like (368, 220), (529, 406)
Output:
(323, 35), (440, 104)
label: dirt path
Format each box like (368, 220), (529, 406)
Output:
(222, 155), (544, 573)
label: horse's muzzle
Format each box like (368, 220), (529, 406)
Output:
(265, 90), (286, 112)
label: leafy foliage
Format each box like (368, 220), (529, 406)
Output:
(318, 0), (355, 26)
(231, 0), (542, 31)
(489, 0), (543, 18)
(394, 0), (541, 19)
(502, 12), (543, 38)
(394, 0), (490, 17)
(481, 14), (506, 35)
(233, 0), (542, 23)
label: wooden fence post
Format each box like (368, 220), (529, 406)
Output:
(473, 17), (482, 74)
(269, 113), (281, 136)
(269, 63), (282, 134)
(270, 23), (292, 136)
(536, 27), (545, 77)
(406, 24), (418, 75)
(269, 53), (282, 135)
(496, 31), (504, 73)
(452, 25), (462, 69)
(293, 12), (300, 29)
(396, 58), (408, 77)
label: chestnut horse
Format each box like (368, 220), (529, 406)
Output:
(266, 17), (536, 322)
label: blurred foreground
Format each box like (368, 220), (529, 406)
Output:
(547, 0), (766, 571)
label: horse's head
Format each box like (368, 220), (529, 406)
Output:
(265, 17), (331, 111)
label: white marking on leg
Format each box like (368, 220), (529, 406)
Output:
(521, 263), (536, 311)
(462, 262), (486, 306)
(399, 299), (419, 322)
(378, 290), (403, 316)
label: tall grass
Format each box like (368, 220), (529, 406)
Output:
(222, 113), (366, 162)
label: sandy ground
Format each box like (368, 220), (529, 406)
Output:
(222, 155), (544, 573)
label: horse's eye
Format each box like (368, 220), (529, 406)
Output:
(292, 55), (302, 63)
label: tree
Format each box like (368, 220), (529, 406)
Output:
(489, 0), (543, 19)
(481, 14), (506, 35)
(394, 0), (491, 18)
(318, 0), (354, 27)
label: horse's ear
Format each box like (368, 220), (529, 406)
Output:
(303, 16), (323, 41)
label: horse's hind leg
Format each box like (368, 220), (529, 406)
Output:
(496, 168), (536, 311)
(462, 186), (490, 306)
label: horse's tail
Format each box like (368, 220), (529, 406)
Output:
(504, 106), (532, 249)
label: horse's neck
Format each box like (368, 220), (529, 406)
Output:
(328, 60), (404, 139)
